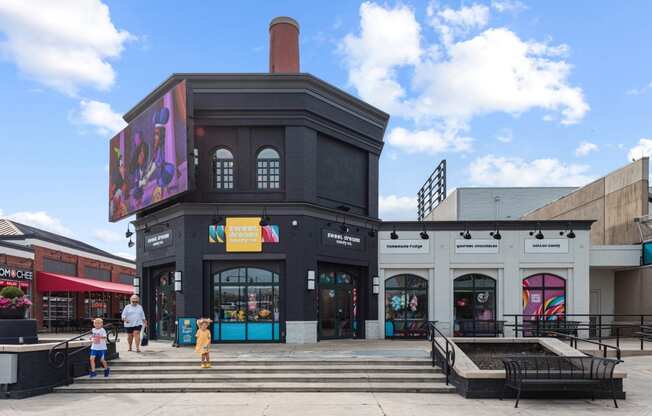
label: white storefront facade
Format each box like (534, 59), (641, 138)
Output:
(376, 221), (594, 338)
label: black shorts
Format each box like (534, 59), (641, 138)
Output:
(125, 325), (142, 334)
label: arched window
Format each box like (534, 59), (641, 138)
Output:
(256, 148), (280, 190)
(523, 274), (566, 319)
(213, 148), (234, 190)
(212, 267), (280, 342)
(384, 274), (428, 338)
(453, 274), (496, 336)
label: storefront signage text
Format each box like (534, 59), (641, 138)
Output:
(524, 239), (569, 254)
(454, 239), (499, 254)
(380, 240), (430, 254)
(144, 230), (173, 251)
(322, 229), (364, 251)
(226, 218), (262, 252)
(0, 264), (32, 281)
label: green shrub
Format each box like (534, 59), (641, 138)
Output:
(0, 286), (25, 299)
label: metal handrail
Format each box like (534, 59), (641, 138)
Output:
(426, 321), (455, 385)
(48, 324), (119, 385)
(547, 331), (621, 360)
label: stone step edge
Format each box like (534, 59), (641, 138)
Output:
(110, 360), (434, 367)
(75, 375), (447, 383)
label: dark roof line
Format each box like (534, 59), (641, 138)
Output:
(379, 220), (595, 231)
(0, 240), (34, 253)
(1, 221), (134, 265)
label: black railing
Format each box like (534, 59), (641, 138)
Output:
(454, 319), (506, 337)
(547, 331), (621, 360)
(426, 321), (455, 385)
(48, 324), (119, 385)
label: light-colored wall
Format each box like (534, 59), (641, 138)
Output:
(425, 190), (458, 221)
(523, 158), (649, 245)
(590, 269), (615, 316)
(378, 228), (591, 336)
(614, 266), (652, 316)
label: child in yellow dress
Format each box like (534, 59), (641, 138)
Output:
(195, 318), (212, 368)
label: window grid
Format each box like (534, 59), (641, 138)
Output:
(257, 158), (280, 190)
(213, 151), (234, 190)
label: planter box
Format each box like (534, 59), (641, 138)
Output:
(0, 319), (37, 344)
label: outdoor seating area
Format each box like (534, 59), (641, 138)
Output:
(501, 355), (623, 408)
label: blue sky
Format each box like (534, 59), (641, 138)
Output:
(0, 0), (651, 259)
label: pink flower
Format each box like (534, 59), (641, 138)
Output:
(0, 296), (32, 310)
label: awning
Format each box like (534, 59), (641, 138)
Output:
(36, 271), (133, 294)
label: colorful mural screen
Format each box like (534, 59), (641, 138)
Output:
(522, 274), (566, 319)
(109, 81), (188, 222)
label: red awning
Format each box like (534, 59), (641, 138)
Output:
(36, 271), (133, 294)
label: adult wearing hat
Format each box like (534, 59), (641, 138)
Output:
(121, 295), (147, 352)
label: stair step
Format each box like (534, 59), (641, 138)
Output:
(55, 382), (456, 394)
(109, 365), (440, 374)
(75, 373), (445, 384)
(109, 359), (432, 367)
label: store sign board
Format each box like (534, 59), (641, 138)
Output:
(226, 217), (262, 252)
(524, 239), (569, 254)
(454, 239), (499, 254)
(0, 264), (33, 281)
(380, 240), (429, 254)
(176, 317), (197, 346)
(322, 229), (364, 251)
(144, 230), (173, 251)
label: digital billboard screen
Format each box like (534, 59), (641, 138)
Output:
(109, 80), (188, 222)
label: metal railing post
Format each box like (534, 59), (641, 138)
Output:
(598, 315), (603, 343)
(642, 316), (645, 351)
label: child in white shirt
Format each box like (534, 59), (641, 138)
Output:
(89, 318), (110, 378)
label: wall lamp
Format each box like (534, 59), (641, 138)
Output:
(490, 225), (502, 240)
(390, 227), (399, 240)
(339, 220), (350, 234)
(459, 225), (472, 240)
(212, 207), (223, 225)
(307, 270), (316, 291)
(128, 238), (135, 248)
(560, 222), (576, 239)
(125, 223), (134, 239)
(133, 277), (140, 295)
(372, 276), (380, 295)
(420, 223), (429, 240)
(259, 208), (271, 227)
(529, 223), (544, 240)
(174, 271), (182, 292)
(368, 228), (377, 238)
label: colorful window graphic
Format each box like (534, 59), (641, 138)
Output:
(522, 274), (566, 319)
(209, 224), (279, 244)
(384, 275), (428, 338)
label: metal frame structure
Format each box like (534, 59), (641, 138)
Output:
(417, 160), (446, 221)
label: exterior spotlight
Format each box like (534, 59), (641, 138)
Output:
(339, 223), (349, 233)
(490, 230), (502, 240)
(128, 239), (135, 248)
(259, 217), (270, 227)
(125, 224), (133, 239)
(291, 220), (299, 228)
(390, 228), (399, 240)
(567, 230), (576, 239)
(368, 229), (376, 238)
(459, 225), (472, 240)
(212, 215), (223, 225)
(420, 231), (429, 240)
(530, 223), (544, 240)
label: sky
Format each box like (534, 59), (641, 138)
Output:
(0, 0), (651, 260)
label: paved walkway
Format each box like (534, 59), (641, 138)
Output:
(4, 335), (652, 415)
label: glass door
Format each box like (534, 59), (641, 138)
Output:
(318, 268), (357, 339)
(153, 271), (176, 340)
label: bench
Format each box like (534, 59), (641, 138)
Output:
(455, 320), (505, 337)
(501, 355), (622, 408)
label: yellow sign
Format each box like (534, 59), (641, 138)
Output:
(226, 217), (262, 252)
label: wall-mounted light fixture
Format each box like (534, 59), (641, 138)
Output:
(420, 223), (429, 240)
(259, 208), (271, 227)
(529, 222), (544, 240)
(490, 224), (502, 240)
(174, 271), (182, 292)
(372, 276), (380, 294)
(291, 219), (299, 228)
(128, 238), (135, 248)
(193, 148), (199, 167)
(460, 224), (472, 240)
(133, 277), (140, 295)
(390, 227), (399, 240)
(125, 223), (134, 239)
(307, 270), (315, 291)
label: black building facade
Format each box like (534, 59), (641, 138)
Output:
(131, 73), (388, 343)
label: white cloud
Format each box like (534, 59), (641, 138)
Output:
(339, 2), (421, 116)
(379, 195), (418, 221)
(575, 141), (598, 157)
(626, 82), (652, 96)
(0, 0), (133, 96)
(388, 126), (472, 155)
(496, 129), (513, 143)
(341, 3), (588, 153)
(4, 211), (73, 236)
(93, 228), (122, 243)
(628, 138), (652, 161)
(73, 99), (126, 136)
(491, 0), (527, 13)
(469, 155), (593, 186)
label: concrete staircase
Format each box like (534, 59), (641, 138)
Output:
(54, 358), (455, 393)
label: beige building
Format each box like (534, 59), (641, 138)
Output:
(522, 158), (649, 317)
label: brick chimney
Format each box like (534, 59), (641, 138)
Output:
(269, 16), (300, 73)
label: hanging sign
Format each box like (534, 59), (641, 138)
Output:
(322, 229), (364, 251)
(380, 240), (430, 254)
(144, 230), (173, 251)
(226, 217), (262, 252)
(454, 239), (499, 254)
(524, 239), (569, 254)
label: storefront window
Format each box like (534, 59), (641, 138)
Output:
(384, 274), (428, 338)
(85, 292), (110, 318)
(453, 274), (496, 336)
(523, 274), (566, 319)
(213, 267), (280, 342)
(43, 292), (76, 330)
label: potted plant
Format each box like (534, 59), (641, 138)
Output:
(0, 286), (32, 319)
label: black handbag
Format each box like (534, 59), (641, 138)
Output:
(140, 328), (149, 346)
